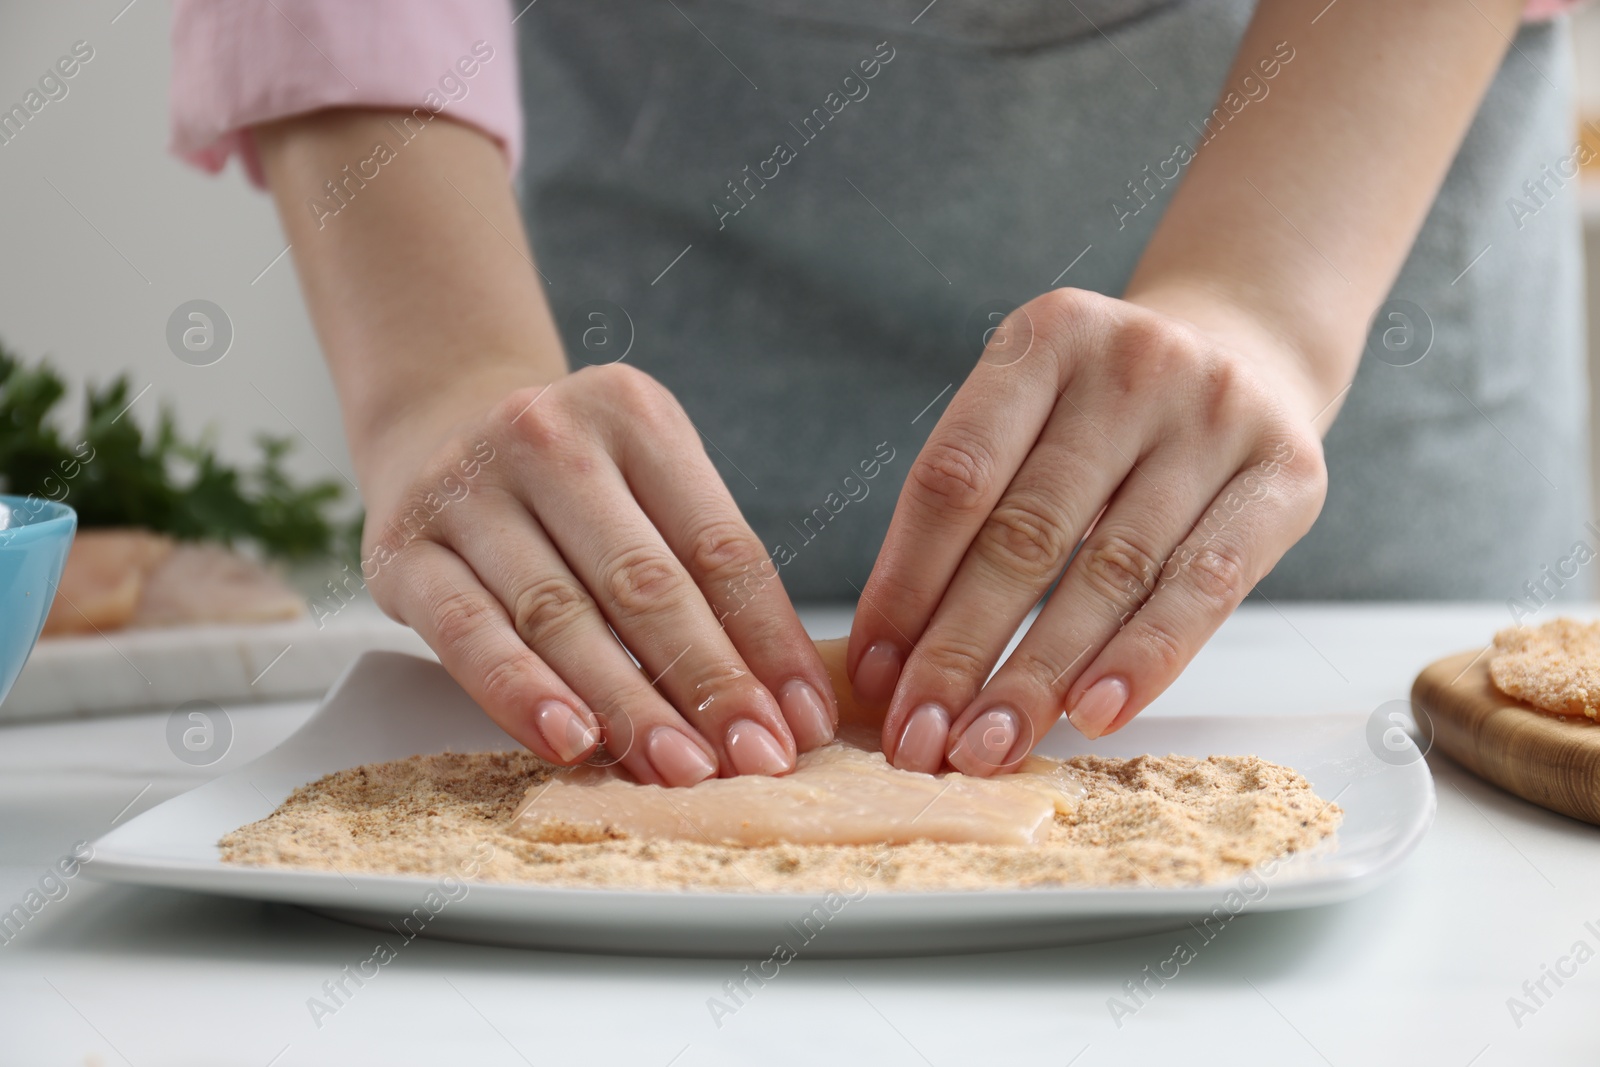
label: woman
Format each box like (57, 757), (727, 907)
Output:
(172, 0), (1590, 786)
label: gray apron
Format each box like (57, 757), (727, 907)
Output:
(514, 0), (1588, 602)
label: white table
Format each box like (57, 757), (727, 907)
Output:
(2, 604), (1596, 1065)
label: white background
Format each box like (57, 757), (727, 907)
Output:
(0, 1), (348, 496)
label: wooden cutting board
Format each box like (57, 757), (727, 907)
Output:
(1412, 649), (1600, 826)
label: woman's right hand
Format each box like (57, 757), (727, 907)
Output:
(359, 363), (837, 786)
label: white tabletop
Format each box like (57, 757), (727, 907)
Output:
(2, 603), (1595, 1065)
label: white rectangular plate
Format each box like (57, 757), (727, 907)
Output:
(85, 651), (1435, 958)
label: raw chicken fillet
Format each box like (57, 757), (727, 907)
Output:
(43, 528), (304, 635)
(511, 744), (1086, 847)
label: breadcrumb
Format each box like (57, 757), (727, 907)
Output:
(220, 750), (1342, 892)
(1490, 618), (1600, 721)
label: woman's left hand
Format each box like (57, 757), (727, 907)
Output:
(846, 286), (1330, 775)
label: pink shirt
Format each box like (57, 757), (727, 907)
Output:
(169, 0), (1583, 186)
(169, 0), (523, 186)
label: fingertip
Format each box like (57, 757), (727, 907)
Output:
(852, 639), (905, 707)
(890, 703), (949, 774)
(945, 706), (1026, 776)
(532, 700), (601, 764)
(724, 718), (795, 776)
(1066, 676), (1128, 740)
(778, 678), (836, 751)
(645, 725), (718, 786)
(1099, 694), (1148, 738)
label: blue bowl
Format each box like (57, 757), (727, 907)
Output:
(0, 496), (76, 706)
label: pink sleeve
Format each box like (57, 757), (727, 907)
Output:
(1522, 0), (1587, 19)
(169, 0), (522, 188)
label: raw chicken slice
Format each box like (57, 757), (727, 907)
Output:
(510, 637), (1085, 848)
(511, 744), (1086, 847)
(42, 528), (173, 635)
(130, 542), (304, 627)
(42, 527), (305, 635)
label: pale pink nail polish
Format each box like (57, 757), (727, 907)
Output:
(534, 701), (599, 763)
(894, 703), (950, 774)
(725, 719), (793, 776)
(853, 641), (904, 705)
(947, 707), (1021, 774)
(646, 726), (717, 786)
(779, 680), (835, 751)
(1068, 677), (1128, 740)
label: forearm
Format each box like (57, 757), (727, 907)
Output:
(255, 108), (565, 498)
(1126, 0), (1525, 427)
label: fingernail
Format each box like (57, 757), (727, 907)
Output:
(1068, 677), (1127, 740)
(853, 641), (904, 705)
(725, 719), (793, 776)
(778, 680), (835, 751)
(893, 703), (950, 774)
(947, 706), (1021, 775)
(646, 726), (717, 786)
(534, 701), (599, 763)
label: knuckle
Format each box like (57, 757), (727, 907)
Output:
(363, 458), (489, 562)
(1194, 356), (1243, 417)
(479, 653), (537, 710)
(688, 519), (769, 585)
(369, 499), (436, 560)
(1126, 614), (1190, 671)
(1125, 313), (1198, 356)
(1027, 288), (1101, 375)
(512, 576), (592, 646)
(1111, 317), (1197, 392)
(1278, 433), (1329, 490)
(860, 568), (936, 622)
(1035, 286), (1097, 323)
(1006, 648), (1075, 702)
(981, 495), (1073, 581)
(430, 588), (492, 651)
(908, 436), (995, 516)
(1125, 615), (1186, 676)
(1080, 533), (1162, 615)
(583, 363), (677, 425)
(984, 306), (1035, 356)
(1183, 546), (1247, 607)
(913, 636), (990, 685)
(580, 360), (650, 393)
(497, 388), (572, 452)
(1251, 429), (1329, 518)
(605, 545), (687, 616)
(492, 385), (549, 424)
